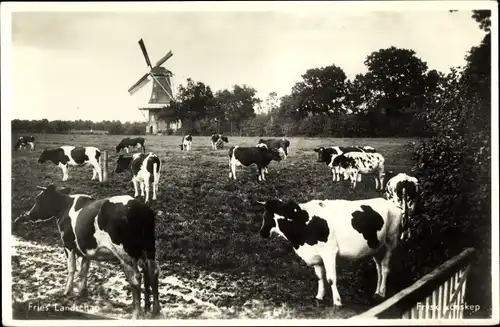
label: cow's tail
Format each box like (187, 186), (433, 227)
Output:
(401, 187), (409, 237)
(142, 141), (146, 153)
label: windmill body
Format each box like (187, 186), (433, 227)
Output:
(128, 39), (181, 134)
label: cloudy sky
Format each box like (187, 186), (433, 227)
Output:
(4, 2), (490, 122)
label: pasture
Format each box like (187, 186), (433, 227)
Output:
(11, 133), (420, 319)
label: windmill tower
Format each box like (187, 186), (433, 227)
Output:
(128, 39), (179, 134)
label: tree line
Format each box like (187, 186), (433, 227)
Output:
(12, 13), (477, 138)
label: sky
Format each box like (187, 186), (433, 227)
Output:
(5, 2), (490, 123)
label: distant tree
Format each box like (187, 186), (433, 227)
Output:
(360, 46), (431, 115)
(472, 9), (491, 32)
(215, 84), (259, 134)
(291, 64), (348, 117)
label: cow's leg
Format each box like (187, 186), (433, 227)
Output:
(378, 171), (385, 191)
(121, 262), (142, 319)
(63, 249), (76, 295)
(372, 257), (382, 296)
(322, 247), (342, 306)
(230, 160), (237, 180)
(313, 264), (327, 301)
(59, 163), (69, 181)
(140, 182), (146, 197)
(79, 258), (91, 297)
(258, 168), (263, 181)
(126, 147), (130, 154)
(132, 178), (139, 198)
(142, 261), (152, 312)
(144, 178), (151, 203)
(146, 259), (161, 315)
(351, 171), (358, 189)
(377, 241), (396, 298)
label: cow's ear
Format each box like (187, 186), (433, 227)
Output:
(59, 187), (71, 194)
(265, 199), (283, 212)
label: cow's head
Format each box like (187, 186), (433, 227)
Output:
(269, 148), (284, 162)
(38, 150), (50, 163)
(16, 185), (71, 223)
(221, 136), (229, 143)
(115, 155), (132, 173)
(257, 199), (308, 239)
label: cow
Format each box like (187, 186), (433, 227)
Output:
(211, 134), (229, 150)
(116, 137), (146, 154)
(115, 153), (161, 203)
(180, 135), (192, 151)
(13, 185), (161, 319)
(256, 197), (403, 307)
(38, 146), (102, 182)
(314, 146), (377, 181)
(384, 172), (419, 241)
(257, 138), (290, 160)
(328, 152), (386, 190)
(14, 136), (35, 151)
(228, 146), (283, 181)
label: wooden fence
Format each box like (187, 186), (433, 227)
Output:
(352, 247), (476, 319)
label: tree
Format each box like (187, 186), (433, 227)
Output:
(361, 47), (431, 115)
(214, 85), (259, 134)
(291, 64), (348, 116)
(173, 78), (215, 133)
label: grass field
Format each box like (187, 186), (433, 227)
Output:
(10, 133), (421, 319)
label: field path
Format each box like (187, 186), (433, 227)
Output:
(11, 236), (358, 319)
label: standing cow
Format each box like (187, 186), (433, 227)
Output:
(180, 135), (192, 151)
(13, 185), (161, 319)
(116, 137), (146, 154)
(211, 134), (229, 150)
(384, 172), (419, 240)
(228, 146), (282, 181)
(314, 146), (377, 181)
(328, 152), (386, 190)
(14, 136), (35, 151)
(257, 138), (290, 160)
(256, 197), (403, 306)
(38, 146), (102, 182)
(115, 153), (161, 203)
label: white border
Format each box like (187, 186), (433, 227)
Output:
(2, 1), (498, 326)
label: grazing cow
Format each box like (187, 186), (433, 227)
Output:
(13, 185), (160, 319)
(257, 138), (291, 160)
(229, 146), (282, 181)
(314, 146), (377, 181)
(328, 152), (386, 190)
(256, 197), (403, 306)
(115, 153), (161, 203)
(211, 134), (229, 150)
(116, 137), (146, 154)
(384, 172), (419, 240)
(180, 135), (192, 151)
(38, 146), (102, 182)
(14, 136), (35, 151)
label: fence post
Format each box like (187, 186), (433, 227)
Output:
(100, 150), (108, 182)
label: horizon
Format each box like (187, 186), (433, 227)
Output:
(3, 2), (490, 123)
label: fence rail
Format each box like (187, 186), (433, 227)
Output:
(352, 247), (476, 319)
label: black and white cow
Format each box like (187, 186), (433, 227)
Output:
(257, 138), (291, 160)
(116, 137), (146, 154)
(115, 153), (161, 203)
(13, 185), (161, 319)
(328, 152), (386, 190)
(384, 172), (419, 241)
(180, 135), (192, 151)
(256, 197), (403, 306)
(211, 134), (229, 150)
(314, 146), (377, 181)
(38, 146), (102, 182)
(14, 135), (35, 151)
(229, 146), (282, 181)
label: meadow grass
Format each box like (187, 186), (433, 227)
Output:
(11, 133), (421, 318)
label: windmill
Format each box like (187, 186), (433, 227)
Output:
(128, 38), (178, 134)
